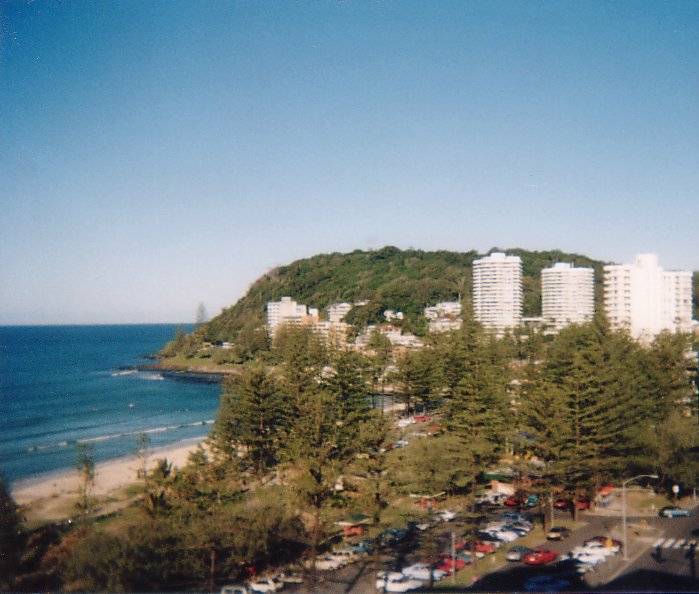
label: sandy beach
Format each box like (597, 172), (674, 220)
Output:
(11, 439), (204, 524)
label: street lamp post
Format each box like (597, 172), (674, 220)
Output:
(623, 474), (659, 561)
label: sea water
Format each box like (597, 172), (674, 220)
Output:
(0, 325), (221, 484)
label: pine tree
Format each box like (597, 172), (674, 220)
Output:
(393, 348), (442, 415)
(283, 382), (342, 582)
(322, 350), (372, 455)
(214, 366), (282, 475)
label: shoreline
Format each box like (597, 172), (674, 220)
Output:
(11, 438), (205, 523)
(137, 361), (238, 379)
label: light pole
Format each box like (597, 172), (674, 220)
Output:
(623, 474), (659, 561)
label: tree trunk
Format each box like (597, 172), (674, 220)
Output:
(310, 494), (321, 585)
(209, 548), (216, 594)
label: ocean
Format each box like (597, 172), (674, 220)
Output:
(0, 324), (222, 485)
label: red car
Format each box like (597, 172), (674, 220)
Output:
(504, 496), (520, 507)
(436, 554), (467, 574)
(523, 547), (559, 566)
(553, 498), (570, 510)
(554, 497), (590, 511)
(455, 540), (495, 555)
(414, 414), (431, 422)
(576, 498), (590, 510)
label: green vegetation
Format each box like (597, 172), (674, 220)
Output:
(7, 253), (698, 591)
(161, 246), (606, 357)
(0, 473), (25, 591)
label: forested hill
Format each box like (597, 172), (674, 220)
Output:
(194, 246), (606, 344)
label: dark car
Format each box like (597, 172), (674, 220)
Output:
(505, 545), (533, 561)
(546, 526), (572, 540)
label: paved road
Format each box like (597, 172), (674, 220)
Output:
(600, 509), (699, 591)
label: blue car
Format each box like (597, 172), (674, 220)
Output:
(659, 506), (692, 518)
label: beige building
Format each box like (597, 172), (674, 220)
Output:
(473, 252), (523, 332)
(541, 262), (595, 331)
(604, 254), (693, 342)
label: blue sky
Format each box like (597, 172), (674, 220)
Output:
(1, 0), (697, 324)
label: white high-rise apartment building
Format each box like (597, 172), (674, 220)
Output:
(472, 252), (523, 331)
(604, 254), (693, 342)
(541, 262), (595, 331)
(266, 296), (308, 334)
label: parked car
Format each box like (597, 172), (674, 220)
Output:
(569, 550), (608, 566)
(524, 494), (539, 508)
(483, 528), (520, 542)
(401, 563), (447, 582)
(347, 539), (373, 554)
(584, 536), (623, 551)
(435, 509), (456, 522)
(275, 571), (304, 584)
(554, 497), (590, 511)
(330, 548), (362, 564)
(581, 539), (621, 556)
(476, 492), (508, 506)
(569, 544), (615, 561)
(505, 545), (533, 562)
(247, 577), (283, 593)
(477, 531), (506, 547)
(660, 506), (692, 518)
(554, 498), (570, 510)
(502, 523), (530, 537)
(414, 414), (431, 422)
(508, 521), (533, 534)
(221, 586), (249, 594)
(499, 511), (532, 525)
(523, 547), (559, 566)
(454, 540), (488, 556)
(436, 554), (467, 574)
(311, 556), (345, 571)
(376, 571), (423, 592)
(409, 519), (433, 531)
(378, 527), (409, 547)
(546, 526), (572, 540)
(455, 551), (476, 564)
(504, 496), (520, 507)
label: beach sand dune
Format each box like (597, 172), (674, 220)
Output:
(12, 440), (203, 524)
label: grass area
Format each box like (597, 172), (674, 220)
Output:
(156, 355), (237, 370)
(120, 483), (146, 498)
(634, 492), (672, 513)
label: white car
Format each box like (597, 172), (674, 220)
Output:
(248, 577), (283, 593)
(571, 544), (616, 559)
(583, 540), (620, 555)
(220, 586), (249, 594)
(435, 509), (456, 522)
(401, 563), (447, 581)
(483, 528), (519, 543)
(275, 570), (304, 584)
(376, 571), (423, 592)
(396, 417), (416, 428)
(311, 556), (345, 571)
(569, 549), (608, 565)
(330, 548), (362, 564)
